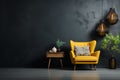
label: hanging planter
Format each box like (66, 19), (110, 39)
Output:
(106, 8), (118, 25)
(97, 20), (108, 36)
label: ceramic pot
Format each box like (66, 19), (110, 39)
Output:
(109, 56), (116, 69)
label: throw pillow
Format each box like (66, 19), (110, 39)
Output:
(74, 46), (90, 56)
(83, 46), (90, 56)
(74, 46), (84, 56)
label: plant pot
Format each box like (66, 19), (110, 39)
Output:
(109, 56), (116, 69)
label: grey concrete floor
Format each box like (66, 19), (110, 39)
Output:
(0, 68), (120, 80)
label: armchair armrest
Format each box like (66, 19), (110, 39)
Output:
(91, 50), (100, 61)
(70, 51), (76, 59)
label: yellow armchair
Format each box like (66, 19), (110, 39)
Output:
(70, 40), (100, 70)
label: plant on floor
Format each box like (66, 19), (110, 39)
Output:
(101, 33), (120, 69)
(101, 33), (120, 57)
(55, 39), (66, 51)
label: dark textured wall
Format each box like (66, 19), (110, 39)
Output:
(1, 0), (120, 68)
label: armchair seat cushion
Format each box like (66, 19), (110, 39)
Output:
(74, 56), (97, 62)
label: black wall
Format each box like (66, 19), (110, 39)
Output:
(1, 0), (120, 68)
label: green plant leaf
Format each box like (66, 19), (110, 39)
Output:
(100, 33), (120, 55)
(55, 39), (66, 48)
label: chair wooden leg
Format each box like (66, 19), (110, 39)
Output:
(60, 59), (63, 68)
(74, 65), (76, 70)
(93, 64), (96, 70)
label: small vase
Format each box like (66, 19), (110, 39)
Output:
(52, 47), (57, 53)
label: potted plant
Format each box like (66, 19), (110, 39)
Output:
(55, 39), (66, 52)
(101, 33), (120, 69)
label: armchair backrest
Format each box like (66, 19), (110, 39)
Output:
(70, 40), (96, 54)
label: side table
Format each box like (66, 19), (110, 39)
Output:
(46, 52), (64, 69)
